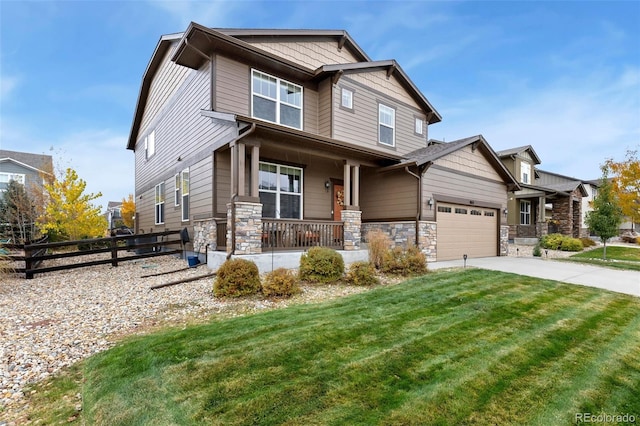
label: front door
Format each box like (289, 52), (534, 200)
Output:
(332, 183), (344, 221)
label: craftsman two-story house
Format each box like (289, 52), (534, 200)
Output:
(127, 23), (519, 267)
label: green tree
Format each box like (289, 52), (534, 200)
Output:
(604, 149), (640, 228)
(0, 180), (39, 243)
(585, 167), (623, 259)
(121, 193), (135, 229)
(38, 168), (107, 241)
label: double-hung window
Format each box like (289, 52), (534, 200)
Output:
(252, 70), (302, 129)
(520, 200), (531, 225)
(521, 162), (531, 184)
(174, 174), (180, 206)
(181, 169), (189, 222)
(145, 130), (155, 160)
(341, 87), (353, 109)
(259, 162), (302, 219)
(378, 104), (395, 146)
(154, 182), (165, 225)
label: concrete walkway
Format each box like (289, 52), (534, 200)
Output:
(429, 256), (640, 297)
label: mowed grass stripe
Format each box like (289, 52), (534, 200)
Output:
(80, 269), (640, 426)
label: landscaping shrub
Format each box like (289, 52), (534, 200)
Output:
(262, 268), (300, 297)
(381, 245), (427, 276)
(560, 238), (583, 252)
(299, 246), (344, 283)
(532, 244), (542, 257)
(580, 237), (597, 248)
(345, 261), (379, 286)
(366, 229), (392, 269)
(540, 233), (564, 250)
(214, 258), (261, 297)
(540, 233), (583, 251)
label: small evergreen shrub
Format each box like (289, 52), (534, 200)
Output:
(262, 268), (300, 297)
(345, 261), (379, 286)
(299, 246), (344, 283)
(532, 244), (542, 257)
(579, 237), (597, 248)
(214, 258), (261, 297)
(381, 246), (427, 276)
(366, 229), (392, 270)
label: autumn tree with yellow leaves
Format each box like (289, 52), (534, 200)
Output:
(120, 193), (135, 229)
(605, 149), (640, 228)
(38, 167), (107, 241)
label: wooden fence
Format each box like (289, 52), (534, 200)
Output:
(2, 230), (187, 279)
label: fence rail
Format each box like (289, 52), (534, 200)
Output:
(1, 230), (187, 279)
(261, 219), (343, 251)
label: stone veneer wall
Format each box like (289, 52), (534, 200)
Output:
(341, 209), (362, 251)
(193, 218), (217, 253)
(551, 188), (582, 237)
(500, 225), (509, 256)
(362, 221), (437, 262)
(227, 202), (262, 255)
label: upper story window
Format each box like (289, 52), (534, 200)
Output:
(415, 117), (424, 135)
(378, 103), (395, 147)
(521, 162), (531, 184)
(145, 130), (155, 160)
(341, 87), (353, 110)
(251, 70), (302, 129)
(0, 172), (26, 186)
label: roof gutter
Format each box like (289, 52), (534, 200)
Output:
(227, 122), (257, 259)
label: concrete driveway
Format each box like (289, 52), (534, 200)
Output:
(429, 256), (640, 297)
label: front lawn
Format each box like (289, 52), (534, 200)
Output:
(27, 270), (640, 425)
(566, 245), (640, 271)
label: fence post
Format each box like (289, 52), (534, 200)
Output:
(111, 237), (118, 267)
(24, 241), (33, 279)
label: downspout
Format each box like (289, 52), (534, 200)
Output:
(404, 163), (431, 246)
(227, 122), (257, 259)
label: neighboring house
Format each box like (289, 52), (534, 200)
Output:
(496, 145), (588, 240)
(127, 23), (519, 265)
(0, 149), (53, 195)
(105, 201), (123, 230)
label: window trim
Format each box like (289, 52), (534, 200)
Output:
(251, 69), (303, 130)
(378, 103), (396, 147)
(258, 161), (303, 219)
(145, 130), (155, 160)
(414, 116), (424, 136)
(154, 182), (165, 225)
(181, 168), (189, 222)
(174, 174), (180, 207)
(521, 162), (531, 184)
(340, 86), (354, 111)
(520, 200), (531, 225)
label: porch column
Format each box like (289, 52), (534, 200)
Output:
(536, 195), (548, 237)
(237, 143), (246, 197)
(343, 162), (351, 207)
(343, 162), (360, 207)
(251, 144), (260, 198)
(353, 164), (360, 207)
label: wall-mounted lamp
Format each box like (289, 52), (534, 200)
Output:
(503, 208), (508, 215)
(177, 156), (182, 162)
(427, 198), (433, 209)
(324, 180), (331, 192)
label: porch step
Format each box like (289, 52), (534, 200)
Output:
(514, 237), (539, 246)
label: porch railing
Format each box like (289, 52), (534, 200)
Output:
(261, 219), (343, 251)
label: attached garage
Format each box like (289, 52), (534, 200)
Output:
(436, 202), (498, 261)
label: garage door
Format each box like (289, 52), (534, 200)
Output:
(436, 203), (498, 261)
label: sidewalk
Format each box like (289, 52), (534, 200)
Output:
(429, 256), (640, 297)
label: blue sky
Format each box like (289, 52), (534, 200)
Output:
(1, 0), (639, 210)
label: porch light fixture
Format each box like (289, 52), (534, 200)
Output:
(427, 198), (433, 209)
(324, 180), (331, 192)
(503, 208), (508, 215)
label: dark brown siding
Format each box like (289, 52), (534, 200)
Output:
(360, 168), (417, 221)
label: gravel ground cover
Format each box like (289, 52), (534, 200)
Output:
(0, 245), (574, 424)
